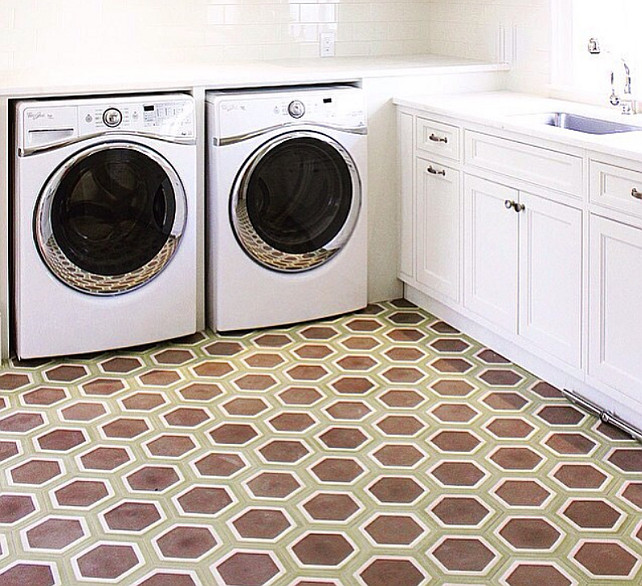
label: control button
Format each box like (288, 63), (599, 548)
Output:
(288, 100), (305, 119)
(85, 114), (93, 123)
(102, 108), (122, 128)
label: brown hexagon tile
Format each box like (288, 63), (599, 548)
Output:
(76, 543), (140, 580)
(336, 356), (377, 371)
(126, 466), (180, 492)
(486, 418), (535, 439)
(11, 459), (61, 485)
(153, 349), (194, 365)
(431, 379), (476, 397)
(177, 487), (233, 516)
(139, 369), (181, 386)
(164, 407), (210, 427)
(621, 482), (642, 509)
(146, 435), (196, 458)
(319, 427), (368, 449)
(0, 494), (36, 523)
(360, 559), (424, 586)
(137, 572), (198, 586)
(310, 457), (365, 483)
(341, 335), (380, 350)
(194, 453), (246, 477)
(325, 400), (372, 420)
(156, 526), (217, 559)
(431, 496), (490, 526)
(193, 361), (234, 378)
(278, 387), (324, 406)
(345, 319), (381, 333)
(431, 338), (470, 353)
(269, 412), (315, 432)
(103, 502), (161, 532)
(595, 421), (633, 441)
(100, 357), (142, 373)
(292, 532), (354, 566)
(386, 328), (425, 342)
(27, 518), (84, 550)
(545, 433), (596, 455)
(22, 387), (67, 405)
(179, 383), (223, 401)
(364, 514), (424, 545)
(384, 347), (425, 362)
(608, 449), (642, 472)
(537, 405), (585, 425)
(368, 477), (424, 504)
(204, 341), (244, 355)
(430, 321), (460, 334)
(0, 440), (19, 462)
(82, 378), (125, 396)
(499, 518), (561, 550)
(216, 551), (280, 586)
(223, 398), (269, 416)
(286, 365), (329, 381)
(37, 429), (86, 451)
(381, 366), (424, 383)
(246, 472), (301, 499)
(0, 564), (55, 586)
(377, 415), (425, 437)
(389, 311), (424, 325)
(301, 326), (340, 339)
(0, 373), (31, 390)
(372, 444), (425, 468)
(479, 369), (523, 386)
(259, 440), (309, 463)
(431, 403), (478, 423)
(490, 447), (543, 471)
(563, 500), (622, 529)
(483, 392), (528, 411)
(80, 447), (130, 471)
(121, 392), (166, 411)
(505, 563), (572, 586)
(431, 461), (486, 487)
(60, 402), (106, 421)
(494, 480), (551, 507)
(209, 423), (258, 445)
(302, 493), (360, 522)
(0, 412), (45, 433)
(54, 480), (110, 508)
(379, 389), (424, 409)
(45, 364), (88, 382)
(477, 349), (510, 364)
(573, 541), (637, 577)
(233, 509), (291, 540)
(102, 417), (149, 439)
(293, 345), (333, 360)
(530, 381), (564, 398)
(431, 358), (473, 374)
(331, 376), (374, 394)
(431, 430), (481, 453)
(432, 537), (496, 572)
(553, 464), (608, 490)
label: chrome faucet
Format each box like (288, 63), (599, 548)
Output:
(610, 59), (634, 114)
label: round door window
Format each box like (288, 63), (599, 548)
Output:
(231, 131), (361, 272)
(35, 142), (187, 295)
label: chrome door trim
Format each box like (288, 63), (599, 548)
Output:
(230, 130), (362, 273)
(35, 141), (187, 296)
(215, 122), (367, 146)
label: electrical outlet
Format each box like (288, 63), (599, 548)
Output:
(320, 32), (335, 57)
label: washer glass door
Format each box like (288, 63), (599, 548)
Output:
(232, 131), (361, 272)
(36, 142), (187, 295)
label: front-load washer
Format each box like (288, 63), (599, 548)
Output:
(14, 94), (197, 358)
(206, 85), (368, 331)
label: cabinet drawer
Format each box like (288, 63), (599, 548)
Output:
(416, 117), (460, 161)
(465, 131), (583, 196)
(590, 160), (642, 219)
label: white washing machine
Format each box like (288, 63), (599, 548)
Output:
(14, 94), (197, 359)
(206, 85), (367, 331)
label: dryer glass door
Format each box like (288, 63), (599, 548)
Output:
(232, 131), (361, 272)
(35, 142), (187, 295)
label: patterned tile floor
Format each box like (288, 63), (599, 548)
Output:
(0, 299), (641, 586)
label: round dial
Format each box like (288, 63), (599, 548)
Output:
(287, 100), (305, 119)
(103, 108), (123, 128)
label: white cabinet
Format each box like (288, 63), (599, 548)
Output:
(398, 112), (415, 281)
(463, 175), (582, 367)
(589, 215), (642, 399)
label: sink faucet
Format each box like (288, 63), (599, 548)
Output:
(610, 59), (634, 114)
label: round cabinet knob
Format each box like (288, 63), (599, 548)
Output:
(103, 108), (122, 128)
(288, 100), (305, 119)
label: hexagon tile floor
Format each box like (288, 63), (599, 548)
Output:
(1, 300), (641, 586)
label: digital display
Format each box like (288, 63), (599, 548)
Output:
(143, 105), (155, 112)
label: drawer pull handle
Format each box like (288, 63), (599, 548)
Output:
(429, 133), (448, 143)
(504, 200), (526, 212)
(632, 188), (642, 200)
(504, 199), (514, 209)
(427, 166), (446, 176)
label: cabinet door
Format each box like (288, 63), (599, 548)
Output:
(415, 158), (460, 302)
(398, 112), (415, 281)
(518, 192), (582, 368)
(589, 215), (642, 397)
(464, 175), (518, 333)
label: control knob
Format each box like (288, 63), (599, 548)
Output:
(103, 108), (122, 128)
(287, 100), (305, 119)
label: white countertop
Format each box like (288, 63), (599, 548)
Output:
(0, 55), (508, 98)
(394, 91), (642, 160)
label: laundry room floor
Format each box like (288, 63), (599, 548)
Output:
(0, 300), (641, 585)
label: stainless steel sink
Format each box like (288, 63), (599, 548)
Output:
(526, 111), (642, 135)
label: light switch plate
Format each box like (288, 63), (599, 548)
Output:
(320, 32), (335, 57)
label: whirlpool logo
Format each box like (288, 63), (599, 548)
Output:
(26, 110), (54, 121)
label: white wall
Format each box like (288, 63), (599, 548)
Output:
(0, 0), (434, 70)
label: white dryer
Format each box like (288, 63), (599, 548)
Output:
(206, 85), (368, 331)
(14, 94), (197, 359)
